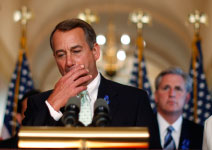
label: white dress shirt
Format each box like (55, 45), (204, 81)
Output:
(45, 72), (101, 121)
(157, 113), (183, 149)
(202, 115), (212, 150)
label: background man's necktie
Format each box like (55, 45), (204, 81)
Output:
(79, 90), (92, 126)
(164, 126), (176, 150)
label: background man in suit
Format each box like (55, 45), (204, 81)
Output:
(0, 89), (40, 149)
(152, 67), (203, 149)
(22, 18), (155, 147)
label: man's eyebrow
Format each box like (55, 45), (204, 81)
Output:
(55, 45), (83, 54)
(175, 85), (183, 88)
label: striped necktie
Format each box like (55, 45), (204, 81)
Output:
(78, 90), (92, 126)
(164, 126), (176, 150)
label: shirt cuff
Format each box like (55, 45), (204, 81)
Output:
(45, 100), (63, 121)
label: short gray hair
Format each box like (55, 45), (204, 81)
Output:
(155, 67), (192, 92)
(50, 18), (96, 51)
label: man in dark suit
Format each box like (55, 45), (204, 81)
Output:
(151, 67), (203, 149)
(0, 89), (40, 149)
(22, 18), (155, 148)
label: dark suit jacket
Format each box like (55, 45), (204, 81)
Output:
(150, 114), (204, 149)
(22, 75), (156, 148)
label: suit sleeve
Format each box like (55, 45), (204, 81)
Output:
(135, 90), (159, 149)
(135, 90), (154, 126)
(22, 96), (59, 126)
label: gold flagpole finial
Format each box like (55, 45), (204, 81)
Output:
(188, 10), (208, 35)
(129, 9), (151, 30)
(129, 10), (151, 89)
(14, 6), (32, 25)
(78, 8), (99, 24)
(13, 6), (32, 50)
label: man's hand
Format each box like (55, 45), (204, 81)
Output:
(47, 64), (92, 111)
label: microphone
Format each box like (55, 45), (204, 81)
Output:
(61, 96), (81, 126)
(92, 98), (110, 127)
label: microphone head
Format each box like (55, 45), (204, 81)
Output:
(93, 98), (110, 127)
(94, 98), (109, 112)
(65, 96), (81, 111)
(62, 96), (81, 126)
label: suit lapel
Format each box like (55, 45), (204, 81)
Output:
(179, 119), (189, 149)
(153, 114), (163, 149)
(97, 75), (119, 120)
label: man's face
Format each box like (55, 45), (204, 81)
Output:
(52, 27), (100, 78)
(155, 74), (190, 116)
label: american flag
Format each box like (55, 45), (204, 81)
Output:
(183, 36), (212, 125)
(130, 53), (156, 112)
(2, 50), (34, 139)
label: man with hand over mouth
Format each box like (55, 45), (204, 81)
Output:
(23, 18), (155, 147)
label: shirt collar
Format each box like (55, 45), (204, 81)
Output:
(172, 115), (183, 132)
(87, 72), (100, 101)
(157, 113), (183, 134)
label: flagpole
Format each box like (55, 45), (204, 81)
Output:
(12, 48), (23, 135)
(191, 34), (199, 122)
(188, 10), (208, 123)
(12, 6), (32, 135)
(129, 10), (151, 89)
(136, 29), (144, 89)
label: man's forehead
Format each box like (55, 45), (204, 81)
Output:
(162, 74), (184, 80)
(160, 74), (186, 85)
(53, 28), (86, 49)
(53, 28), (84, 39)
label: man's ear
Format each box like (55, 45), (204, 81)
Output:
(53, 50), (56, 57)
(92, 43), (100, 61)
(185, 93), (190, 104)
(154, 92), (158, 103)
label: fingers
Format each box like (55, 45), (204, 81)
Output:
(64, 64), (92, 89)
(72, 68), (90, 82)
(47, 65), (92, 111)
(72, 74), (92, 88)
(64, 64), (86, 79)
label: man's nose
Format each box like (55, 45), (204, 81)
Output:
(66, 55), (74, 66)
(65, 55), (75, 72)
(169, 88), (176, 97)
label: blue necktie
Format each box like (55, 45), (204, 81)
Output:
(78, 90), (92, 126)
(164, 126), (176, 150)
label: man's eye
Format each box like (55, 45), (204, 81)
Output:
(162, 85), (170, 90)
(56, 53), (65, 58)
(72, 50), (81, 53)
(175, 87), (183, 91)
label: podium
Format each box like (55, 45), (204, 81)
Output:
(18, 126), (149, 149)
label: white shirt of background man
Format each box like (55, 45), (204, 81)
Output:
(157, 113), (183, 149)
